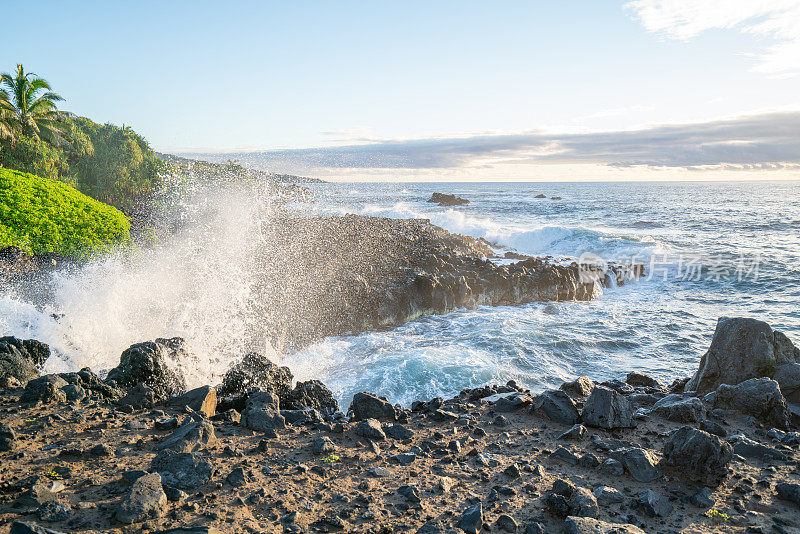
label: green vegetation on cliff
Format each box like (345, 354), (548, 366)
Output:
(0, 168), (130, 255)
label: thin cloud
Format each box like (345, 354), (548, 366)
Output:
(625, 0), (800, 75)
(180, 111), (800, 173)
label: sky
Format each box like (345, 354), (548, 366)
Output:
(2, 0), (799, 181)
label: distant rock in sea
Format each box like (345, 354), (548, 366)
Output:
(427, 192), (469, 206)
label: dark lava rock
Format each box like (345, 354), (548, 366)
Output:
(457, 502), (483, 534)
(9, 522), (66, 534)
(151, 451), (213, 490)
(662, 426), (732, 483)
(728, 434), (787, 461)
(609, 447), (662, 483)
(36, 500), (71, 522)
(560, 376), (595, 397)
(531, 389), (580, 424)
(165, 386), (217, 417)
(385, 423), (414, 440)
(626, 372), (662, 388)
(638, 489), (673, 517)
(354, 418), (386, 440)
(216, 352), (292, 399)
(581, 386), (635, 429)
(282, 380), (339, 413)
(349, 391), (397, 421)
(707, 378), (791, 429)
(156, 420), (217, 453)
(20, 375), (67, 404)
(118, 383), (157, 409)
(427, 192), (469, 206)
(313, 436), (336, 455)
(564, 517), (645, 534)
(0, 337), (49, 383)
(685, 317), (800, 396)
(241, 390), (286, 432)
(116, 472), (168, 524)
(106, 338), (187, 402)
(0, 422), (16, 451)
(775, 483), (800, 506)
(651, 394), (707, 423)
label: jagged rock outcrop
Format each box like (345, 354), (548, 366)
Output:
(106, 338), (187, 402)
(254, 215), (643, 347)
(685, 317), (800, 396)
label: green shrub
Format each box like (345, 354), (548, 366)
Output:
(0, 168), (130, 256)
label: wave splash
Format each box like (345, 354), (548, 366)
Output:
(336, 201), (666, 260)
(0, 181), (281, 386)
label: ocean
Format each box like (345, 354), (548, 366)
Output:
(283, 181), (800, 407)
(3, 180), (799, 409)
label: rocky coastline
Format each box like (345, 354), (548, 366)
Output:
(1, 317), (800, 533)
(2, 213), (643, 350)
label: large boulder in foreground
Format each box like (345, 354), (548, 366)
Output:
(0, 337), (50, 384)
(106, 338), (187, 402)
(685, 317), (800, 396)
(706, 378), (791, 429)
(241, 390), (286, 431)
(662, 426), (733, 484)
(216, 352), (293, 399)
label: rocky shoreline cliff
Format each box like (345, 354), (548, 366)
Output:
(1, 317), (800, 534)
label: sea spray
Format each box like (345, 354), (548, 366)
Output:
(0, 180), (283, 386)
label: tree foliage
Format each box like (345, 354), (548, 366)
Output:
(0, 168), (131, 256)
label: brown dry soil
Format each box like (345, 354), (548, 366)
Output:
(1, 380), (799, 534)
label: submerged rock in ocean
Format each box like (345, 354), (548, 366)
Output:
(0, 337), (49, 384)
(706, 377), (791, 429)
(427, 192), (469, 206)
(581, 386), (635, 429)
(685, 317), (800, 395)
(106, 338), (187, 402)
(661, 426), (732, 484)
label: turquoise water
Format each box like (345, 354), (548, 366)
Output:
(284, 181), (800, 407)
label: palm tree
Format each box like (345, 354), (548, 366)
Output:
(0, 63), (64, 145)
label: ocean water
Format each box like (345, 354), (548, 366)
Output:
(283, 181), (800, 407)
(2, 180), (799, 409)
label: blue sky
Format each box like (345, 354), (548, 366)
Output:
(2, 1), (799, 180)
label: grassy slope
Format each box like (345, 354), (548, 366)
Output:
(0, 168), (130, 256)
